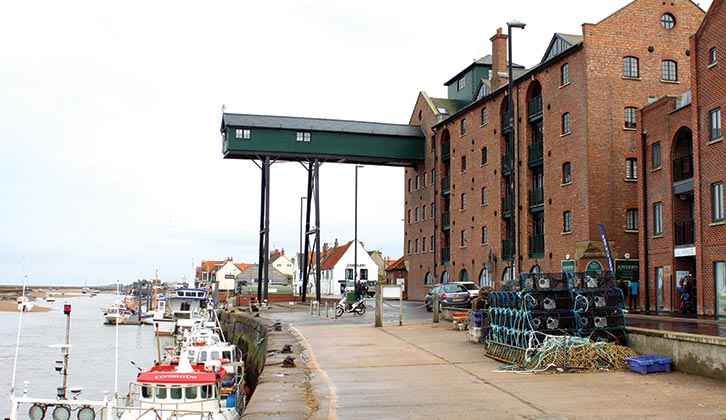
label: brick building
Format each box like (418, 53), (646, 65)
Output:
(403, 0), (706, 301)
(639, 0), (725, 318)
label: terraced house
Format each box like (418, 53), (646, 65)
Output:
(404, 0), (707, 301)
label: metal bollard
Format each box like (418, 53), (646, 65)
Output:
(325, 301), (329, 318)
(433, 294), (440, 323)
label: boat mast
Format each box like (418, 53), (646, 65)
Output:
(58, 304), (72, 399)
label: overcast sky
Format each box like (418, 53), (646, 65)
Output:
(0, 0), (713, 286)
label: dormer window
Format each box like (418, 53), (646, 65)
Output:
(457, 77), (466, 91)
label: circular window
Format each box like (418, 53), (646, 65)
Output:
(661, 13), (675, 30)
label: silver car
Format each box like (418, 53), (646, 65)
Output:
(425, 283), (472, 312)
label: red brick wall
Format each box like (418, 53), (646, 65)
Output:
(403, 0), (706, 301)
(692, 0), (726, 317)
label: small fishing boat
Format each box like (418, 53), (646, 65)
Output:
(101, 302), (135, 325)
(118, 354), (242, 420)
(152, 288), (214, 336)
(45, 294), (56, 303)
(16, 296), (33, 312)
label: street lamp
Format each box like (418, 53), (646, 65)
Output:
(354, 165), (364, 297)
(507, 20), (525, 283)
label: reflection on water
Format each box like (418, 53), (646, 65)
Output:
(1, 294), (169, 414)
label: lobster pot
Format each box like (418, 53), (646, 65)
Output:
(578, 328), (628, 345)
(526, 310), (578, 331)
(490, 292), (521, 309)
(520, 272), (571, 291)
(569, 271), (616, 290)
(522, 291), (572, 311)
(573, 289), (624, 310)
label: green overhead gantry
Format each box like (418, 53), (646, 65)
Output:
(219, 113), (424, 302)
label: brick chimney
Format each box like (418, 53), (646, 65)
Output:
(490, 27), (509, 91)
(334, 238), (339, 248)
(323, 242), (330, 253)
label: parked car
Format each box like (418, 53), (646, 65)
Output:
(425, 283), (472, 312)
(454, 281), (481, 300)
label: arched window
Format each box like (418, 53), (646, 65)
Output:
(459, 269), (469, 282)
(561, 63), (569, 86)
(425, 272), (433, 285)
(441, 271), (449, 283)
(661, 60), (677, 81)
(562, 113), (571, 135)
(623, 56), (639, 78)
(479, 269), (492, 287)
(563, 211), (572, 233)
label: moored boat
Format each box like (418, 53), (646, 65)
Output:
(16, 296), (33, 312)
(118, 355), (241, 420)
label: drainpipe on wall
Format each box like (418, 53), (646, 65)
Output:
(641, 131), (650, 313)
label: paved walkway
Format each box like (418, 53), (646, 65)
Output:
(250, 306), (726, 420)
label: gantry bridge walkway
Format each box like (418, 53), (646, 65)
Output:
(219, 113), (425, 302)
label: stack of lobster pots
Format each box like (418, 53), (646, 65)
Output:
(486, 271), (627, 365)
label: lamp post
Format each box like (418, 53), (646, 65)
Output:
(354, 165), (364, 298)
(507, 20), (525, 283)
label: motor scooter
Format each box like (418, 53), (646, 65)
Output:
(336, 296), (366, 317)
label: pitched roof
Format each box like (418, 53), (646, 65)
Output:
(385, 256), (406, 271)
(320, 240), (353, 270)
(235, 263), (252, 271)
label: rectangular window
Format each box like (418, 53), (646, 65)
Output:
(709, 47), (717, 65)
(710, 108), (722, 140)
(431, 135), (436, 151)
(235, 128), (251, 139)
(360, 269), (368, 280)
(562, 113), (571, 134)
(423, 172), (428, 187)
(407, 209), (411, 224)
(408, 178), (412, 192)
(461, 230), (467, 247)
(296, 131), (311, 142)
(481, 108), (488, 125)
(346, 268), (354, 279)
(422, 237), (426, 253)
(624, 107), (637, 129)
(481, 147), (488, 165)
(661, 60), (678, 81)
(626, 209), (638, 231)
(561, 63), (569, 85)
(415, 207), (420, 222)
(461, 155), (467, 172)
(416, 175), (420, 190)
(652, 142), (661, 169)
(562, 162), (571, 184)
(481, 187), (488, 205)
(407, 240), (411, 255)
(457, 77), (465, 91)
(713, 182), (724, 222)
(430, 235), (435, 251)
(415, 239), (419, 253)
(431, 169), (435, 184)
(423, 205), (427, 220)
(654, 202), (663, 235)
(461, 119), (467, 135)
(461, 193), (467, 210)
(481, 226), (488, 245)
(431, 202), (435, 217)
(626, 158), (638, 180)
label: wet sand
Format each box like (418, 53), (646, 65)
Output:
(0, 301), (53, 312)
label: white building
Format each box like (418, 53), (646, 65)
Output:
(317, 240), (377, 295)
(213, 260), (252, 291)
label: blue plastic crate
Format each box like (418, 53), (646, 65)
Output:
(625, 355), (673, 374)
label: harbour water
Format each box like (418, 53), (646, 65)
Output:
(1, 293), (169, 415)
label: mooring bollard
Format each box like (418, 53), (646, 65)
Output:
(433, 293), (440, 323)
(325, 301), (329, 318)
